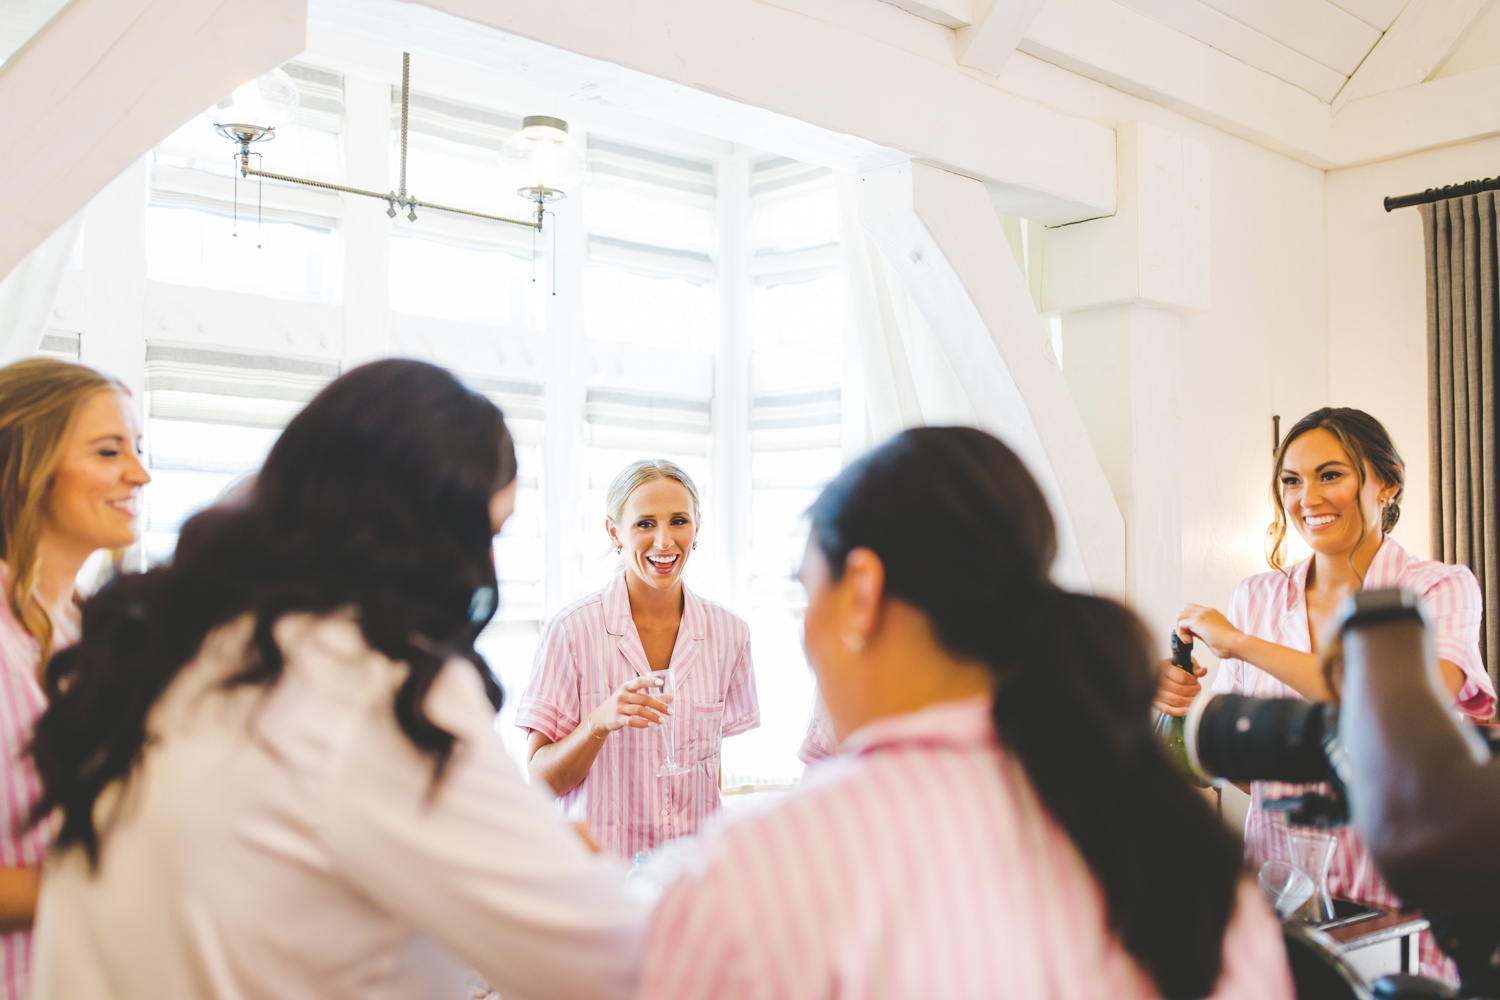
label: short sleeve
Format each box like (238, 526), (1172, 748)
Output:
(1210, 580), (1254, 697)
(1419, 566), (1496, 719)
(721, 636), (760, 738)
(797, 700), (836, 765)
(513, 616), (583, 742)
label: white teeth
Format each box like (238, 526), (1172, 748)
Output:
(1304, 514), (1337, 526)
(647, 555), (677, 564)
(107, 498), (137, 515)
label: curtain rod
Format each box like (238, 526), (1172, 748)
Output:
(1384, 176), (1500, 212)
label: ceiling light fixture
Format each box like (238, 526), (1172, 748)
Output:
(209, 53), (584, 235)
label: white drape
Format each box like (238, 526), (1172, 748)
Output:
(0, 212), (82, 364)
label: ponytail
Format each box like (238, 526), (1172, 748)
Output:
(990, 590), (1243, 999)
(808, 427), (1246, 1000)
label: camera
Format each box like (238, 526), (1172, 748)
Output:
(1185, 693), (1350, 827)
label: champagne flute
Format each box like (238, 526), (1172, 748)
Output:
(656, 668), (689, 777)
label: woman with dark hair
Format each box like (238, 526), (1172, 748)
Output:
(641, 427), (1290, 1000)
(27, 360), (646, 1000)
(1155, 406), (1494, 979)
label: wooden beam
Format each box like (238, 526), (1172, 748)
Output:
(875, 0), (973, 29)
(390, 0), (1116, 224)
(956, 0), (1051, 77)
(858, 160), (1126, 594)
(1019, 0), (1337, 167)
(1332, 0), (1491, 113)
(1114, 0), (1348, 102)
(0, 0), (307, 282)
(1334, 64), (1500, 166)
(1193, 0), (1379, 76)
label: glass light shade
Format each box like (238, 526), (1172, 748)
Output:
(203, 68), (301, 132)
(499, 116), (587, 198)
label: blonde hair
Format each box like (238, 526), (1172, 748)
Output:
(0, 358), (125, 661)
(605, 459), (702, 526)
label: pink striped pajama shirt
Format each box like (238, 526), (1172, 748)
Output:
(1210, 537), (1495, 977)
(0, 565), (54, 1000)
(642, 696), (1293, 1000)
(515, 572), (759, 859)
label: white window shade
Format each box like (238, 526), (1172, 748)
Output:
(455, 371), (547, 624)
(142, 343), (339, 566)
(750, 156), (838, 256)
(36, 331), (79, 361)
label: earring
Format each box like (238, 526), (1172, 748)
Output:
(615, 544), (623, 554)
(842, 631), (865, 653)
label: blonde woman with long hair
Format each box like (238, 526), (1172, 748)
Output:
(516, 460), (759, 859)
(0, 358), (148, 997)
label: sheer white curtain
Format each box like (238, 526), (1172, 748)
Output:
(0, 211), (82, 364)
(835, 172), (975, 438)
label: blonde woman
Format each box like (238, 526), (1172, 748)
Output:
(0, 358), (148, 998)
(517, 461), (759, 858)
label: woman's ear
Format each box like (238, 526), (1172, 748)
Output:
(605, 517), (621, 554)
(841, 548), (885, 647)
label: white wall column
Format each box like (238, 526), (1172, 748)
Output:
(339, 71), (394, 367)
(1042, 121), (1210, 633)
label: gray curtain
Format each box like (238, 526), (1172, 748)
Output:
(1420, 193), (1498, 686)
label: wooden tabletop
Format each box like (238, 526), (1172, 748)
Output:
(1320, 901), (1429, 952)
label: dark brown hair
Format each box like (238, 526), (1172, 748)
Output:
(807, 427), (1244, 1000)
(1266, 407), (1404, 570)
(31, 360), (517, 865)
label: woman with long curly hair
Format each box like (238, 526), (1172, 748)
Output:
(28, 360), (645, 1000)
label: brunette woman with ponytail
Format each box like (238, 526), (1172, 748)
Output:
(640, 427), (1291, 1000)
(27, 360), (646, 1000)
(1154, 407), (1494, 981)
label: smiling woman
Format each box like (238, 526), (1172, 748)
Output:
(517, 459), (760, 858)
(1153, 406), (1496, 982)
(0, 358), (148, 999)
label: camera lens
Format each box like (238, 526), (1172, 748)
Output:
(1189, 695), (1338, 784)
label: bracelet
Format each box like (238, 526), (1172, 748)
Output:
(588, 723), (607, 741)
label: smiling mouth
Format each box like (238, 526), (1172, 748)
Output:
(646, 554), (679, 574)
(1302, 513), (1338, 528)
(106, 497), (138, 516)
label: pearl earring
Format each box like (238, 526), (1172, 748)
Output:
(842, 631), (865, 653)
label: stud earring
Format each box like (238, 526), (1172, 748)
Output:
(842, 631), (865, 653)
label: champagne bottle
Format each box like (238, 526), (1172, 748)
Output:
(1156, 632), (1211, 787)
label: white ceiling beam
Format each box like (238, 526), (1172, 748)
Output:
(350, 0), (1117, 224)
(1334, 63), (1500, 166)
(1327, 0), (1408, 33)
(0, 0), (307, 283)
(1019, 0), (1337, 167)
(956, 0), (1052, 77)
(1331, 0), (1492, 114)
(875, 0), (973, 29)
(1194, 0), (1379, 76)
(1114, 0), (1347, 102)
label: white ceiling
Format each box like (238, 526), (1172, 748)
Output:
(873, 0), (1500, 168)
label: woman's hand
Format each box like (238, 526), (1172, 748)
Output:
(585, 675), (671, 738)
(1153, 656), (1205, 717)
(1176, 605), (1244, 661)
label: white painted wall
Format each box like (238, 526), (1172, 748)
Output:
(1326, 135), (1500, 563)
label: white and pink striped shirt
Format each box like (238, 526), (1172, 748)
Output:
(1210, 537), (1495, 977)
(0, 564), (53, 1000)
(515, 573), (759, 859)
(797, 698), (835, 766)
(642, 696), (1293, 1000)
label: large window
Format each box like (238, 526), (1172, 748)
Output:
(105, 59), (852, 786)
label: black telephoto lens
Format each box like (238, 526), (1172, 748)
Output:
(1190, 695), (1338, 784)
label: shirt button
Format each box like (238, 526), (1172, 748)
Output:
(660, 808), (669, 817)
